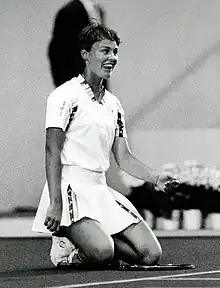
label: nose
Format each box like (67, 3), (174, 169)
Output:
(108, 51), (118, 63)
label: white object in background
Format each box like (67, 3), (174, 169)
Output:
(143, 210), (154, 229)
(183, 209), (201, 230)
(208, 213), (220, 230)
(156, 210), (180, 230)
(204, 213), (212, 229)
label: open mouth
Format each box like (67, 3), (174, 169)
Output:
(103, 63), (115, 70)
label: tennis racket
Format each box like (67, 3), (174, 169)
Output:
(58, 262), (195, 271)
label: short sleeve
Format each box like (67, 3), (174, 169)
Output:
(115, 100), (127, 138)
(45, 90), (78, 132)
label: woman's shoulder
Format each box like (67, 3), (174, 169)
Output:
(105, 89), (119, 102)
(49, 77), (81, 97)
(104, 89), (123, 109)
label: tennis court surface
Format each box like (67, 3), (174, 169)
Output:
(1, 234), (220, 287)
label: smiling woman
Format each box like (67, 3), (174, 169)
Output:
(82, 39), (118, 79)
(78, 21), (120, 83)
(32, 21), (178, 268)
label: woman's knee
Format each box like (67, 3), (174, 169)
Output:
(140, 242), (162, 265)
(125, 220), (162, 265)
(143, 246), (162, 265)
(64, 218), (115, 265)
(88, 241), (114, 264)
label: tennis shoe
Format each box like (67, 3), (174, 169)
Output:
(50, 236), (81, 266)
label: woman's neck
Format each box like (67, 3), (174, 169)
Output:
(82, 71), (103, 97)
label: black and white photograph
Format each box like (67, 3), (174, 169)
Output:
(1, 1), (220, 287)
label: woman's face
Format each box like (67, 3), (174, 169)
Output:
(83, 39), (119, 79)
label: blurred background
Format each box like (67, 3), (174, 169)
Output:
(1, 0), (220, 235)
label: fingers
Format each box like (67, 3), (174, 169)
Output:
(164, 179), (180, 194)
(44, 216), (50, 226)
(168, 179), (180, 188)
(44, 217), (60, 232)
(158, 173), (178, 184)
(50, 220), (60, 233)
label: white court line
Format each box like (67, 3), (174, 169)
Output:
(46, 269), (220, 288)
(155, 277), (220, 281)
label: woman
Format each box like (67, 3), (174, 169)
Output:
(33, 22), (177, 267)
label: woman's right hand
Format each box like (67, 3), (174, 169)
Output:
(44, 202), (62, 233)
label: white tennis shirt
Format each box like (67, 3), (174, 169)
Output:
(45, 75), (127, 172)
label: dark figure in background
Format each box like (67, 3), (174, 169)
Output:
(48, 0), (104, 88)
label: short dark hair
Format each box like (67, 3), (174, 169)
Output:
(77, 20), (121, 52)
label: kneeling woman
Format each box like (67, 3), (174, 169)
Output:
(33, 22), (175, 267)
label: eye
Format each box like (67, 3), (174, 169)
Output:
(101, 48), (110, 54)
(113, 49), (118, 56)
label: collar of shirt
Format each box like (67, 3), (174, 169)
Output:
(77, 74), (105, 104)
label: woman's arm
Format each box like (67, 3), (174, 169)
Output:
(44, 127), (66, 233)
(112, 136), (176, 191)
(112, 136), (158, 184)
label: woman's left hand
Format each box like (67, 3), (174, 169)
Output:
(155, 173), (180, 193)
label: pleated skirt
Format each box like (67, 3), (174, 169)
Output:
(32, 165), (142, 235)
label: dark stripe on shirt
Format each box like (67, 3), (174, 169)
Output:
(65, 105), (78, 132)
(67, 184), (74, 222)
(116, 200), (140, 220)
(117, 112), (124, 137)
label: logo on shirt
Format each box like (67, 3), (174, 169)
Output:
(60, 101), (66, 116)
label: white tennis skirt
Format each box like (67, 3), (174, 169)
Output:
(32, 165), (142, 235)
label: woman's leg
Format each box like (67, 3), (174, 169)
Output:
(112, 220), (162, 265)
(62, 217), (114, 265)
